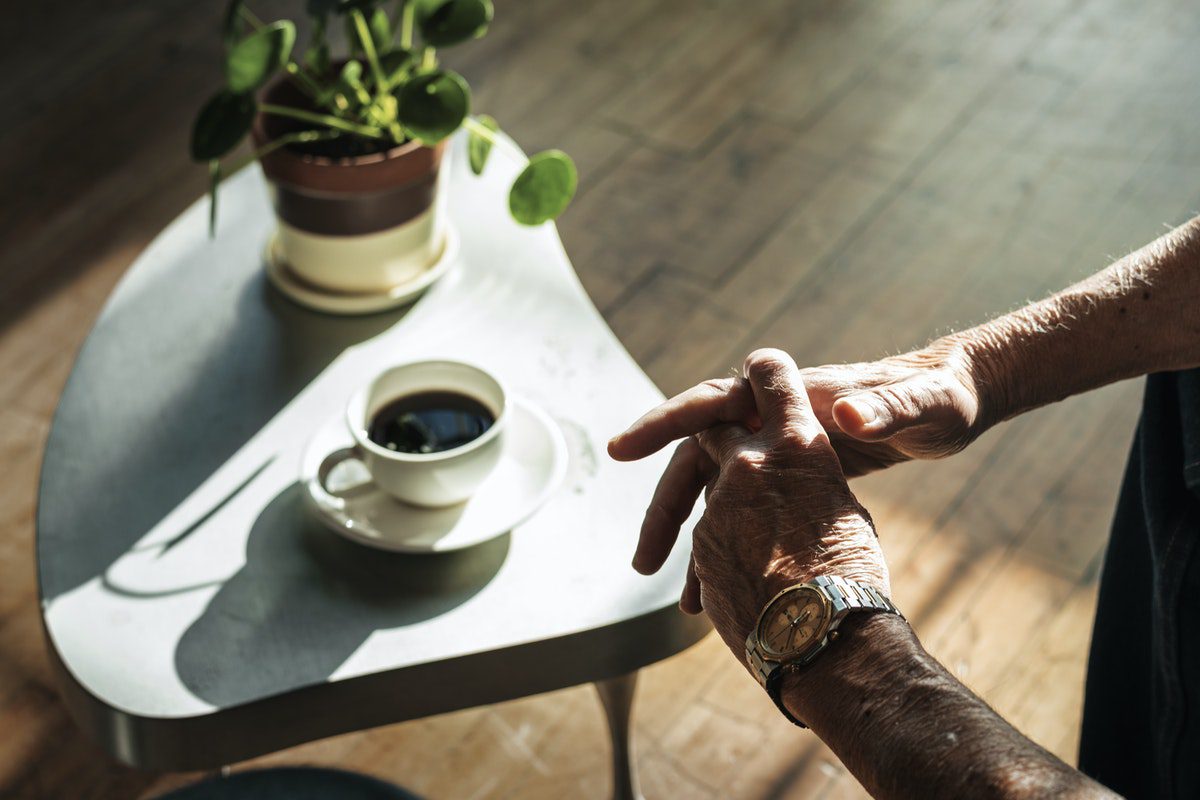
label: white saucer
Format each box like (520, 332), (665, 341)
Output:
(265, 226), (459, 315)
(301, 396), (568, 553)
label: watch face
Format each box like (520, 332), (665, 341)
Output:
(757, 586), (831, 658)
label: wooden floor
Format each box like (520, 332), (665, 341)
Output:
(3, 0), (1199, 797)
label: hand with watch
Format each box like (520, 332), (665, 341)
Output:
(610, 348), (899, 704)
(610, 348), (1117, 800)
(746, 575), (903, 727)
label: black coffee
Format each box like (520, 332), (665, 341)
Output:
(368, 391), (495, 454)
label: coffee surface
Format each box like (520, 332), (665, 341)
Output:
(368, 390), (495, 454)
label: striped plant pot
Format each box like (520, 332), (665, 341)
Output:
(252, 78), (447, 294)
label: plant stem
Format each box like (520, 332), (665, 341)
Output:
(285, 62), (324, 100)
(260, 103), (384, 138)
(207, 130), (342, 237)
(238, 6), (266, 30)
(234, 129), (342, 173)
(350, 9), (388, 93)
(400, 1), (415, 50)
(463, 116), (526, 164)
(462, 116), (496, 142)
(421, 46), (436, 70)
(208, 160), (221, 236)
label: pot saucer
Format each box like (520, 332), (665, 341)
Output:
(265, 226), (459, 315)
(301, 396), (568, 553)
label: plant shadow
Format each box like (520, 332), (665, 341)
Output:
(39, 265), (407, 602)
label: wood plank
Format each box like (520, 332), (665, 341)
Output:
(5, 0), (1200, 796)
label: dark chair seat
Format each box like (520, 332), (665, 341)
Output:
(156, 767), (422, 800)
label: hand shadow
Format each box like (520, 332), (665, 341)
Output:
(174, 482), (508, 708)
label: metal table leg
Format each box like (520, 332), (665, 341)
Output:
(594, 671), (646, 800)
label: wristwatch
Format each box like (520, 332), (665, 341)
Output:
(745, 575), (904, 727)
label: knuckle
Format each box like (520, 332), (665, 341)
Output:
(774, 419), (828, 453)
(699, 377), (736, 396)
(726, 448), (764, 476)
(744, 349), (785, 383)
(643, 499), (671, 526)
(675, 437), (700, 460)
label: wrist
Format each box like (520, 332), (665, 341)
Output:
(779, 611), (923, 729)
(933, 328), (1018, 433)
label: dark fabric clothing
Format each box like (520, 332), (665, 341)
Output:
(1080, 369), (1200, 798)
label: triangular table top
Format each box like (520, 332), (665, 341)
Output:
(37, 133), (709, 770)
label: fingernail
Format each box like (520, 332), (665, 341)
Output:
(850, 400), (877, 425)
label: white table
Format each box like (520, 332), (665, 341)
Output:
(37, 133), (709, 797)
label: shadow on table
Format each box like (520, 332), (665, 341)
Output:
(39, 267), (407, 603)
(174, 483), (509, 708)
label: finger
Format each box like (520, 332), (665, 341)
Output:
(608, 377), (758, 461)
(634, 439), (715, 575)
(695, 422), (754, 466)
(831, 376), (968, 442)
(742, 348), (815, 429)
(680, 556), (702, 614)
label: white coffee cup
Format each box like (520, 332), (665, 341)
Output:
(318, 360), (507, 507)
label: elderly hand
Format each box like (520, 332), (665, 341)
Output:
(609, 339), (987, 479)
(612, 349), (889, 659)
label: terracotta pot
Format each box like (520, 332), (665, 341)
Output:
(252, 76), (448, 294)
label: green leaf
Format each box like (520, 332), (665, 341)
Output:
(225, 21), (297, 93)
(369, 7), (391, 49)
(303, 14), (332, 76)
(416, 0), (493, 47)
(191, 91), (256, 161)
(380, 48), (415, 84)
(338, 59), (364, 91)
(508, 150), (577, 225)
(396, 69), (469, 144)
(222, 0), (246, 46)
(305, 40), (332, 76)
(468, 113), (498, 175)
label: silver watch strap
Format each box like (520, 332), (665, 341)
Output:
(812, 575), (904, 619)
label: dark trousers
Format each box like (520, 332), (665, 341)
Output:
(1080, 370), (1200, 798)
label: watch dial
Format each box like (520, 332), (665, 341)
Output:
(759, 587), (829, 657)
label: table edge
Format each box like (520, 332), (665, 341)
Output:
(46, 601), (711, 769)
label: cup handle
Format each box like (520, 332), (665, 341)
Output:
(316, 444), (374, 499)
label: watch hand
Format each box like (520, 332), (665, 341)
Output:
(791, 609), (812, 628)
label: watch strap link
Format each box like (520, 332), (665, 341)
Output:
(811, 574), (904, 620)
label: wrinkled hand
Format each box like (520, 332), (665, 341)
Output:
(609, 340), (985, 479)
(611, 349), (890, 660)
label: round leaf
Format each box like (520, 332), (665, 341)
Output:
(467, 113), (498, 175)
(190, 91), (256, 161)
(509, 150), (577, 225)
(225, 21), (296, 93)
(396, 70), (470, 145)
(416, 0), (493, 47)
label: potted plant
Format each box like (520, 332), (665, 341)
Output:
(190, 0), (577, 297)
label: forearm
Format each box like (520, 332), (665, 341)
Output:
(783, 614), (1118, 800)
(947, 216), (1200, 426)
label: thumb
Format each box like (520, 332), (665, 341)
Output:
(832, 384), (924, 442)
